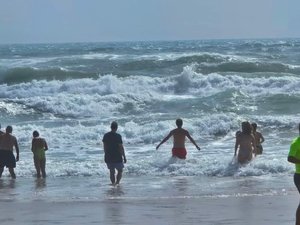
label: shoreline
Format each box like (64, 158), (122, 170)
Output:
(0, 194), (298, 225)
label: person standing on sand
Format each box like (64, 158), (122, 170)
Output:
(0, 126), (19, 179)
(102, 121), (127, 186)
(288, 123), (300, 225)
(251, 122), (265, 155)
(31, 130), (48, 178)
(156, 118), (200, 159)
(234, 121), (256, 164)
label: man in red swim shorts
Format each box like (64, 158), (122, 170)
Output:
(156, 118), (200, 159)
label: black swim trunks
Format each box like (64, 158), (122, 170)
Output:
(0, 150), (16, 168)
(294, 173), (300, 193)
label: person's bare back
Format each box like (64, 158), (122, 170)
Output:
(234, 122), (256, 164)
(156, 119), (200, 159)
(171, 128), (188, 148)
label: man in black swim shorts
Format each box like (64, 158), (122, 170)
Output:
(102, 121), (127, 186)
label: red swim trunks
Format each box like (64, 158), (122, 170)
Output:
(172, 148), (187, 159)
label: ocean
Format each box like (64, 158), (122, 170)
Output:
(0, 39), (300, 204)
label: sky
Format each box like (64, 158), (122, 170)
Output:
(0, 0), (299, 44)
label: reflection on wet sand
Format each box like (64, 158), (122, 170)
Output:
(35, 178), (47, 189)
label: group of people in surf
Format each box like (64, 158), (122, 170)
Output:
(0, 125), (48, 179)
(234, 121), (264, 164)
(156, 119), (264, 165)
(0, 119), (263, 183)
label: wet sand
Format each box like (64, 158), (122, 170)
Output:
(0, 194), (297, 225)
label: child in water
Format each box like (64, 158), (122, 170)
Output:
(31, 131), (48, 178)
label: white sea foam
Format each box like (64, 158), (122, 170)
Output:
(1, 40), (299, 181)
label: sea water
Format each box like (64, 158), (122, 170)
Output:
(0, 39), (300, 201)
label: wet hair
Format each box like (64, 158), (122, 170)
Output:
(251, 123), (257, 132)
(176, 118), (183, 128)
(111, 121), (118, 130)
(33, 130), (39, 137)
(241, 121), (252, 135)
(6, 126), (12, 133)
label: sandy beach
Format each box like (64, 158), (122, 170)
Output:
(0, 194), (297, 225)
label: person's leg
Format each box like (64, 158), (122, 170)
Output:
(109, 168), (116, 185)
(34, 157), (41, 178)
(294, 174), (300, 225)
(8, 168), (16, 179)
(296, 204), (300, 225)
(116, 168), (123, 185)
(40, 158), (46, 178)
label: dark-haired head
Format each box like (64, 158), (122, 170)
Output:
(251, 123), (257, 131)
(241, 121), (252, 135)
(33, 130), (39, 137)
(111, 121), (118, 131)
(6, 126), (12, 134)
(176, 118), (183, 128)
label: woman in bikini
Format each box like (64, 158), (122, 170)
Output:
(234, 121), (256, 164)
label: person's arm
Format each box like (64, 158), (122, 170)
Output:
(156, 131), (173, 150)
(251, 135), (257, 157)
(259, 133), (265, 144)
(14, 138), (19, 162)
(234, 138), (238, 156)
(44, 139), (48, 151)
(103, 142), (107, 154)
(288, 156), (300, 164)
(31, 139), (34, 152)
(119, 144), (127, 163)
(186, 132), (200, 150)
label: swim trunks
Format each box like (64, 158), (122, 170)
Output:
(172, 148), (187, 159)
(0, 150), (16, 168)
(106, 162), (124, 170)
(294, 173), (300, 193)
(238, 149), (252, 163)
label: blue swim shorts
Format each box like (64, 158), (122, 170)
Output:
(0, 150), (16, 168)
(106, 162), (124, 170)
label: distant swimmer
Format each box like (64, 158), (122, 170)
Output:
(0, 126), (20, 179)
(251, 123), (265, 155)
(287, 123), (300, 225)
(31, 130), (48, 178)
(102, 121), (127, 186)
(234, 121), (256, 164)
(156, 118), (200, 159)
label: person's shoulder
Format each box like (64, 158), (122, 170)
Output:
(103, 131), (111, 136)
(293, 137), (300, 143)
(11, 134), (17, 139)
(235, 131), (241, 137)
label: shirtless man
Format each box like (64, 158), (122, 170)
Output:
(251, 123), (265, 155)
(234, 121), (256, 164)
(156, 118), (200, 159)
(0, 126), (19, 179)
(31, 130), (48, 178)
